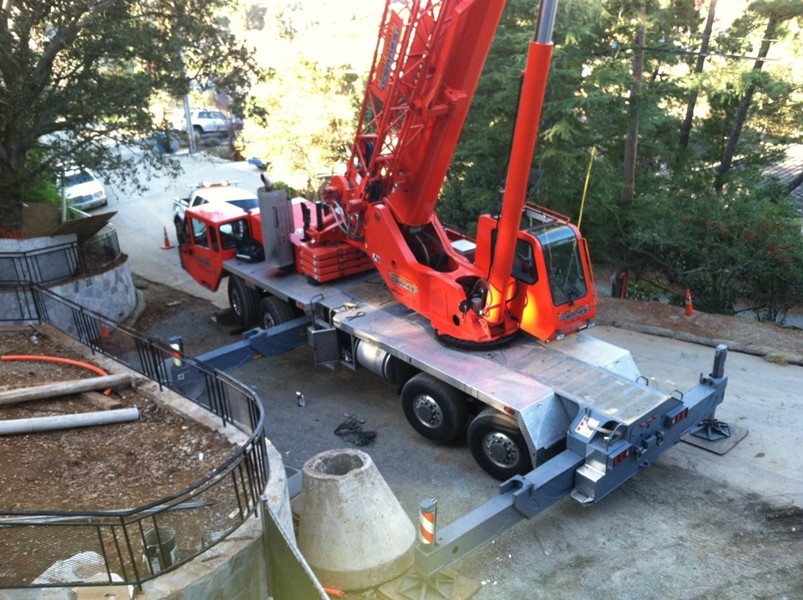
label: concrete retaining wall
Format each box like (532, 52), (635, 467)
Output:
(51, 260), (137, 324)
(0, 234), (136, 325)
(0, 235), (78, 285)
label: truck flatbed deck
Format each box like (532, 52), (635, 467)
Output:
(224, 257), (670, 457)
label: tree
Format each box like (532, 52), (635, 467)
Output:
(714, 0), (803, 190)
(678, 0), (717, 152)
(0, 0), (261, 236)
(622, 5), (646, 206)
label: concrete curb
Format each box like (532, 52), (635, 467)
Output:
(607, 319), (803, 367)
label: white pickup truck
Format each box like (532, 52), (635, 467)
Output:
(173, 182), (259, 225)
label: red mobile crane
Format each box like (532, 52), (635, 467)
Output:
(181, 0), (596, 347)
(175, 0), (728, 484)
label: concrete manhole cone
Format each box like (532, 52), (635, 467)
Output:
(297, 448), (415, 591)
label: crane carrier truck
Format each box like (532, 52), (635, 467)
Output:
(175, 0), (730, 498)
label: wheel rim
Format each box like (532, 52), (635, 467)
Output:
(482, 432), (521, 469)
(262, 312), (275, 329)
(413, 394), (443, 429)
(231, 289), (242, 317)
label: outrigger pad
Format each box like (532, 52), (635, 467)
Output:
(681, 422), (749, 455)
(379, 568), (481, 600)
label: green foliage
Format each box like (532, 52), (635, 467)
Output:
(243, 59), (362, 196)
(624, 175), (803, 321)
(271, 180), (299, 200)
(0, 0), (262, 233)
(623, 278), (667, 302)
(23, 174), (60, 207)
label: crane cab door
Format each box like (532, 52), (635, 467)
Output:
(182, 216), (227, 292)
(514, 224), (597, 341)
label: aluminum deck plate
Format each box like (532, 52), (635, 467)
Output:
(224, 260), (668, 424)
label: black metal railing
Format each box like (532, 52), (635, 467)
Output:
(0, 225), (123, 288)
(0, 285), (268, 590)
(0, 241), (81, 285)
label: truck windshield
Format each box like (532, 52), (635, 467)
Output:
(534, 225), (587, 306)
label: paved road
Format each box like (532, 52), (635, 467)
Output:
(109, 155), (802, 599)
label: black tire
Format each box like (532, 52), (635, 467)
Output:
(193, 124), (203, 135)
(401, 373), (469, 444)
(260, 296), (295, 329)
(228, 276), (260, 327)
(468, 408), (533, 481)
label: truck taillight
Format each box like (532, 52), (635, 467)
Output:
(612, 447), (632, 466)
(664, 407), (689, 428)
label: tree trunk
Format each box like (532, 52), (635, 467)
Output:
(0, 159), (25, 237)
(679, 0), (718, 152)
(715, 13), (779, 191)
(622, 6), (646, 206)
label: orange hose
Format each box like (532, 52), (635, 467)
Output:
(1, 355), (112, 394)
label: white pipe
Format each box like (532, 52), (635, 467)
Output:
(0, 408), (140, 436)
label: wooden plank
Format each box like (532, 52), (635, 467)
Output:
(79, 390), (123, 410)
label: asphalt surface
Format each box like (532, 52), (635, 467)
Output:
(104, 154), (802, 599)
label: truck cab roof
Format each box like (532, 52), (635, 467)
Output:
(192, 184), (259, 211)
(187, 199), (259, 224)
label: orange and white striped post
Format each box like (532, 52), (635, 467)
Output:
(419, 498), (437, 546)
(685, 289), (694, 316)
(168, 336), (184, 368)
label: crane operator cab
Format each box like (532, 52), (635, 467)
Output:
(474, 204), (597, 343)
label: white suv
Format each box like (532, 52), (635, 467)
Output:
(172, 109), (241, 134)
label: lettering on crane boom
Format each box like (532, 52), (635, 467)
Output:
(388, 270), (419, 295)
(375, 13), (403, 99)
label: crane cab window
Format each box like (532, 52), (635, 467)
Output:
(219, 219), (250, 250)
(535, 226), (588, 306)
(512, 239), (538, 285)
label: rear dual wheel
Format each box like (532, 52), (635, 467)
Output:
(401, 373), (469, 444)
(467, 409), (533, 481)
(401, 374), (534, 480)
(260, 296), (295, 329)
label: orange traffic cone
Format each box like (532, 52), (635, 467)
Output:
(161, 226), (174, 249)
(685, 289), (694, 316)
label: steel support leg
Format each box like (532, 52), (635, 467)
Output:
(690, 418), (731, 442)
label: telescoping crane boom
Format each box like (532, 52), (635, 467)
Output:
(310, 0), (596, 346)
